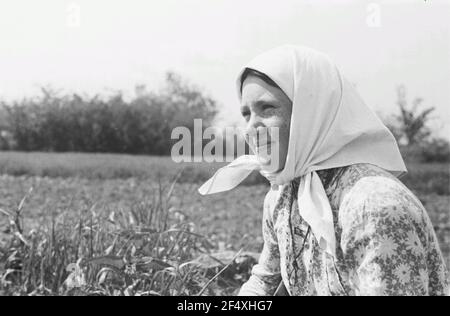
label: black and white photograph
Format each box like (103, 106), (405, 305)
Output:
(0, 0), (449, 299)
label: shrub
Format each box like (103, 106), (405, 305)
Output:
(421, 138), (450, 163)
(0, 73), (217, 155)
(400, 138), (450, 163)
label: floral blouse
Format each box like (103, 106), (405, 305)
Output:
(238, 163), (449, 296)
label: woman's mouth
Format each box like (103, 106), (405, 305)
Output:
(256, 141), (271, 148)
(255, 141), (276, 158)
(246, 130), (277, 156)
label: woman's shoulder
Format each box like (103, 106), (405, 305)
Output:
(332, 163), (428, 232)
(340, 165), (411, 211)
(321, 163), (398, 190)
(322, 163), (407, 206)
(337, 163), (410, 203)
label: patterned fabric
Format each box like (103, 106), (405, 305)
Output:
(238, 163), (449, 296)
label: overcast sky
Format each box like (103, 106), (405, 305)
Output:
(0, 0), (449, 138)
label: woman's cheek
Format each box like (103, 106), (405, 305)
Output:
(262, 114), (285, 129)
(267, 116), (289, 139)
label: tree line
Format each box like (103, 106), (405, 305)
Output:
(0, 72), (218, 155)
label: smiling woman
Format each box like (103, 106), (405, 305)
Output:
(239, 69), (292, 174)
(199, 45), (449, 296)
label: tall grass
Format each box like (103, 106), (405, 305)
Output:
(0, 173), (252, 296)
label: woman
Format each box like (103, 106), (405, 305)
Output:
(199, 45), (449, 296)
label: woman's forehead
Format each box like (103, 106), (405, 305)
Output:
(241, 76), (290, 106)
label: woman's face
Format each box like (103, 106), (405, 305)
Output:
(240, 75), (292, 173)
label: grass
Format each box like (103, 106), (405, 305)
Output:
(0, 151), (268, 186)
(0, 151), (448, 295)
(0, 174), (265, 296)
(0, 151), (448, 194)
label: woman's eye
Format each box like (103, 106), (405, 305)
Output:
(262, 104), (275, 112)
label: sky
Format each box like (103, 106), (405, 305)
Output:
(0, 0), (449, 139)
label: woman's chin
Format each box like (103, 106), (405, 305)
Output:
(257, 157), (280, 174)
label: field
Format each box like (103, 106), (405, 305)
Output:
(0, 151), (449, 296)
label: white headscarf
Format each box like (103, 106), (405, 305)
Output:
(199, 45), (407, 257)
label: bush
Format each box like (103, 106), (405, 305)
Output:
(421, 138), (450, 163)
(401, 162), (449, 195)
(0, 73), (217, 155)
(400, 138), (450, 163)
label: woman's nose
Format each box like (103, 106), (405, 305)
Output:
(244, 116), (267, 148)
(245, 114), (264, 137)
